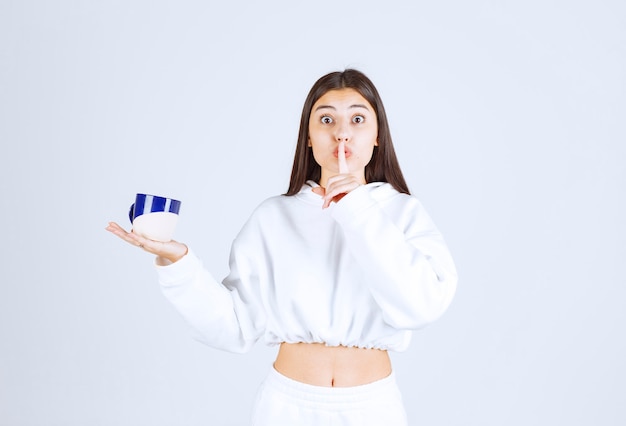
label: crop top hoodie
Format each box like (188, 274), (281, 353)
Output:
(156, 181), (457, 353)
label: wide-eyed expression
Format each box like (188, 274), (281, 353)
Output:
(308, 89), (378, 187)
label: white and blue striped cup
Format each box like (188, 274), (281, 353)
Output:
(129, 194), (181, 242)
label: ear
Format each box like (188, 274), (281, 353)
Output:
(374, 137), (379, 146)
(308, 137), (312, 147)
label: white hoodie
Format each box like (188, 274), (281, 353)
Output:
(156, 181), (457, 353)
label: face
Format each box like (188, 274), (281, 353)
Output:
(308, 88), (378, 187)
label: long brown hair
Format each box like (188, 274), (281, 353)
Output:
(285, 69), (410, 196)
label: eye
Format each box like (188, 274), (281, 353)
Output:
(352, 115), (365, 124)
(320, 115), (333, 124)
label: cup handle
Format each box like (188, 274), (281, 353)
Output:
(128, 203), (135, 224)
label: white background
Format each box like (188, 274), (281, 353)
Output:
(1, 1), (624, 425)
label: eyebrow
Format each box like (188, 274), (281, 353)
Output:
(314, 104), (371, 112)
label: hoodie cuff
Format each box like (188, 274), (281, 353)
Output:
(155, 248), (201, 287)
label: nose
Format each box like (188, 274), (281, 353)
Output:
(334, 121), (350, 142)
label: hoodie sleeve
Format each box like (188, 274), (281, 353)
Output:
(156, 230), (267, 354)
(331, 184), (458, 330)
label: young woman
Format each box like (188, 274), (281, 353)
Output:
(107, 69), (457, 425)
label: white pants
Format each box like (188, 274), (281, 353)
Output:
(251, 367), (408, 426)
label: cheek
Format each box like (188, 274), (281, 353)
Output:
(355, 141), (377, 165)
(308, 126), (330, 140)
(307, 138), (324, 165)
(308, 129), (332, 152)
(310, 148), (326, 167)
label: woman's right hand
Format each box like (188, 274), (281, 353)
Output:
(105, 222), (188, 265)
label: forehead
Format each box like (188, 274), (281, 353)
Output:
(312, 88), (374, 111)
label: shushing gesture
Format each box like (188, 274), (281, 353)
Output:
(312, 141), (363, 209)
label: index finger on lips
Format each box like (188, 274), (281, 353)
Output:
(338, 141), (349, 174)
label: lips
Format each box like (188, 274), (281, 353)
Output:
(333, 147), (351, 158)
